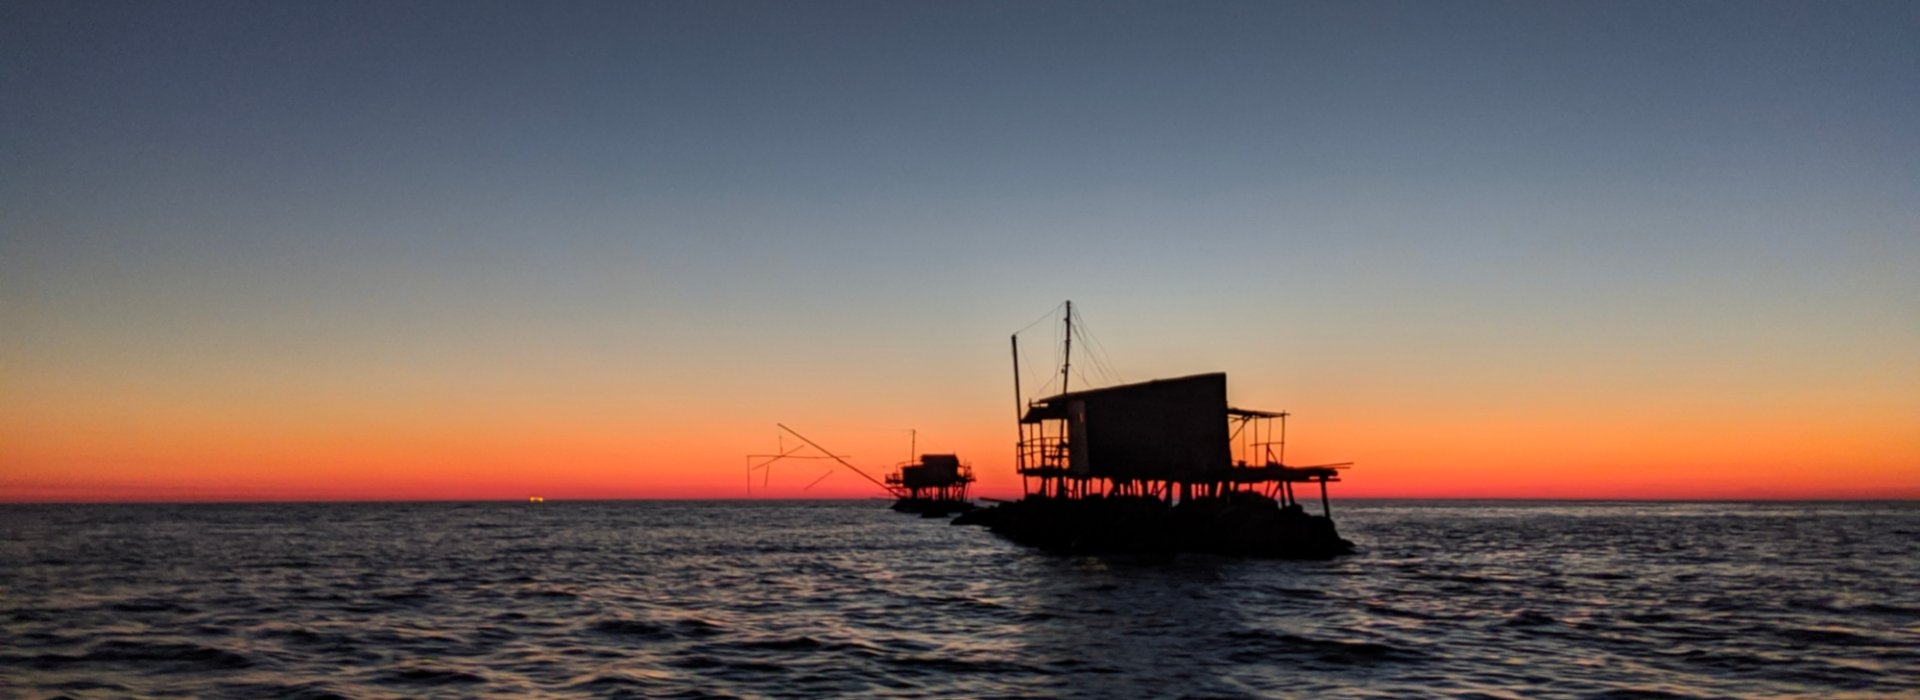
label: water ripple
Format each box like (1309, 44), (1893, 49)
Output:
(1, 500), (1915, 698)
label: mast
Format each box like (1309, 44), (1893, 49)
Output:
(1011, 335), (1024, 421)
(1011, 334), (1024, 472)
(1061, 300), (1073, 395)
(1058, 300), (1073, 499)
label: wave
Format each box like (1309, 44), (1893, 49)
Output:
(3, 500), (1914, 698)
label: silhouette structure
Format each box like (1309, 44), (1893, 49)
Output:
(752, 425), (974, 516)
(955, 302), (1355, 558)
(885, 453), (977, 517)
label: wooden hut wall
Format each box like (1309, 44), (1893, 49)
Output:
(1078, 373), (1229, 481)
(902, 455), (962, 488)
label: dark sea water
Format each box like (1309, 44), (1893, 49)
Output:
(2, 500), (1916, 699)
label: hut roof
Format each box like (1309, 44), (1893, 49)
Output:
(1021, 373), (1283, 422)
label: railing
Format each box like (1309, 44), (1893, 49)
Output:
(1016, 437), (1070, 472)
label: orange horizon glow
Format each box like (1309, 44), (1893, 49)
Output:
(9, 359), (1914, 503)
(7, 453), (1915, 503)
(7, 374), (1915, 503)
(5, 423), (1914, 503)
(5, 479), (1918, 503)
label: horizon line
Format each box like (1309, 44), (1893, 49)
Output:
(3, 496), (1916, 506)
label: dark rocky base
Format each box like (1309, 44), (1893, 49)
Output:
(891, 498), (977, 517)
(951, 492), (1354, 559)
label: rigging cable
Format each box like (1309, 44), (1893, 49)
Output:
(1068, 306), (1125, 387)
(1069, 315), (1114, 387)
(1010, 301), (1065, 337)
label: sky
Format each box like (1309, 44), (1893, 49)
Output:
(3, 1), (1916, 502)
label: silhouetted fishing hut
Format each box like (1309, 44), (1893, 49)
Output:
(1017, 373), (1345, 516)
(956, 301), (1354, 558)
(886, 453), (976, 516)
(750, 425), (976, 516)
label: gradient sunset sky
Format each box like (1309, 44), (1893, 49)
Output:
(4, 1), (1915, 502)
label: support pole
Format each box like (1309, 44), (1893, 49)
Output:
(778, 424), (901, 497)
(1279, 412), (1289, 465)
(1061, 300), (1072, 395)
(1011, 334), (1023, 459)
(1319, 475), (1331, 519)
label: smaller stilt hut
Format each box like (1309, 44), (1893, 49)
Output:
(886, 454), (976, 516)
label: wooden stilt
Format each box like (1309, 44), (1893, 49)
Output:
(1319, 475), (1330, 518)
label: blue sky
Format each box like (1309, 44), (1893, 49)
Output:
(3, 1), (1916, 499)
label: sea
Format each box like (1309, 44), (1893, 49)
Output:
(1, 500), (1915, 699)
